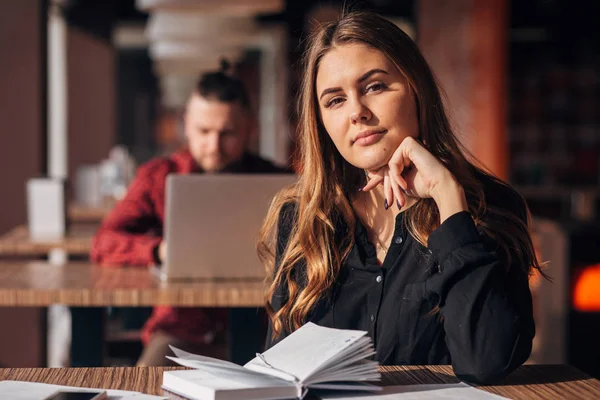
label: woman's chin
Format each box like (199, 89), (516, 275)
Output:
(348, 154), (389, 171)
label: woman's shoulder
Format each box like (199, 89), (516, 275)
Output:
(277, 201), (299, 239)
(279, 201), (298, 218)
(474, 168), (528, 224)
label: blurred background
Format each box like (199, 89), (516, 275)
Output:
(0, 0), (599, 379)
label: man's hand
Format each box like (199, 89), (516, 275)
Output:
(158, 241), (167, 263)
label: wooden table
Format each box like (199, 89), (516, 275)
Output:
(0, 365), (598, 399)
(0, 261), (265, 307)
(0, 201), (113, 258)
(0, 261), (266, 366)
(0, 225), (95, 258)
(68, 201), (114, 224)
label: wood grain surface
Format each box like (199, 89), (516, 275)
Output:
(382, 364), (600, 400)
(0, 261), (265, 307)
(0, 225), (94, 256)
(68, 201), (114, 223)
(0, 365), (598, 399)
(0, 365), (600, 400)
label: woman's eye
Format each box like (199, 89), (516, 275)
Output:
(366, 82), (386, 92)
(326, 97), (344, 108)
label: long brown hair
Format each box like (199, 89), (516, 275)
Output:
(257, 10), (543, 338)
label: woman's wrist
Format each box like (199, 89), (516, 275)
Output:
(431, 178), (468, 224)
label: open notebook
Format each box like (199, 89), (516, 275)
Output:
(162, 322), (381, 400)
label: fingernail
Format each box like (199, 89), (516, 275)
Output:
(397, 200), (401, 210)
(384, 199), (388, 210)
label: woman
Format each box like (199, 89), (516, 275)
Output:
(257, 10), (541, 385)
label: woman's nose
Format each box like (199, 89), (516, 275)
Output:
(350, 101), (372, 124)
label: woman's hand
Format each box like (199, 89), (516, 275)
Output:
(361, 137), (468, 222)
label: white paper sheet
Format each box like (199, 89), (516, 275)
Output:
(169, 345), (240, 368)
(317, 383), (510, 399)
(163, 369), (295, 391)
(245, 322), (369, 382)
(0, 380), (166, 400)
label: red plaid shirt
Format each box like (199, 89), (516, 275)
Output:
(91, 148), (285, 344)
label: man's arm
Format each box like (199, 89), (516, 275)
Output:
(90, 164), (164, 267)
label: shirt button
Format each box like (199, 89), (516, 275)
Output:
(394, 237), (403, 244)
(370, 315), (375, 322)
(376, 275), (382, 283)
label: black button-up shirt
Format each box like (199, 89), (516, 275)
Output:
(266, 175), (535, 385)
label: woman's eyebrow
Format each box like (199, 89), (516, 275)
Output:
(319, 87), (342, 100)
(357, 68), (388, 83)
(319, 69), (389, 100)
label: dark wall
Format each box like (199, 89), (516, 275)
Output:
(0, 0), (44, 234)
(0, 0), (45, 368)
(117, 49), (158, 164)
(67, 26), (116, 183)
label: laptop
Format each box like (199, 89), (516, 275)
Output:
(154, 173), (296, 281)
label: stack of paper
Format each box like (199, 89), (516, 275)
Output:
(316, 383), (510, 399)
(162, 322), (381, 400)
(0, 380), (166, 400)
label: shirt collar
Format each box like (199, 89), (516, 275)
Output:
(347, 210), (408, 270)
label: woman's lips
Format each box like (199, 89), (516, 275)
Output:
(353, 129), (387, 146)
